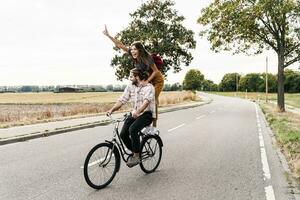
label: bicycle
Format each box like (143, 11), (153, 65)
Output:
(83, 113), (163, 189)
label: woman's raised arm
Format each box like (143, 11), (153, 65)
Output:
(103, 25), (129, 53)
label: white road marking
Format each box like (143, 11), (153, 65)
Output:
(167, 124), (185, 132)
(265, 186), (276, 200)
(260, 147), (271, 180)
(255, 104), (276, 200)
(196, 115), (206, 120)
(80, 155), (114, 169)
(209, 110), (215, 114)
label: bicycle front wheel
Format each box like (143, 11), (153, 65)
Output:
(140, 135), (162, 173)
(83, 142), (120, 189)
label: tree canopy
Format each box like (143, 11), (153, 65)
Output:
(111, 0), (196, 80)
(183, 69), (204, 91)
(198, 0), (300, 111)
(219, 73), (240, 92)
(284, 69), (300, 93)
(239, 73), (264, 92)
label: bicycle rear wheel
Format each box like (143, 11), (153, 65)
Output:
(83, 142), (120, 189)
(139, 135), (162, 173)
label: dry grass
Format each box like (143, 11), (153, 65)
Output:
(260, 102), (300, 179)
(0, 91), (199, 128)
(159, 91), (199, 106)
(0, 92), (121, 104)
(0, 103), (129, 128)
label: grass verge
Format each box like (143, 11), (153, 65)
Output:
(260, 102), (300, 180)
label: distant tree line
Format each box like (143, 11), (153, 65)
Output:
(1, 69), (299, 93)
(0, 83), (183, 93)
(219, 69), (300, 93)
(183, 69), (300, 93)
(0, 85), (126, 93)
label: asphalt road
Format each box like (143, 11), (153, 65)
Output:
(0, 93), (296, 200)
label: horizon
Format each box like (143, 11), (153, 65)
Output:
(1, 68), (298, 88)
(0, 0), (299, 86)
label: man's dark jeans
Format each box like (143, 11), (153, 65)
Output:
(120, 111), (153, 153)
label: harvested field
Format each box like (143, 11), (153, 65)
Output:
(0, 91), (199, 128)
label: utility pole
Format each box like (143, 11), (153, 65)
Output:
(266, 56), (268, 102)
(236, 73), (239, 93)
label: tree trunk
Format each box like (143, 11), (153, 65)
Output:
(277, 50), (285, 112)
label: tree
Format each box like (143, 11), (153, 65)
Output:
(219, 73), (240, 92)
(198, 0), (300, 112)
(113, 85), (124, 92)
(259, 73), (277, 93)
(182, 69), (204, 91)
(106, 84), (113, 91)
(239, 73), (264, 92)
(202, 79), (218, 91)
(163, 83), (171, 91)
(284, 69), (300, 93)
(111, 0), (196, 80)
(20, 86), (39, 93)
(20, 86), (32, 92)
(170, 82), (182, 91)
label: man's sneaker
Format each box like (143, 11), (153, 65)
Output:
(142, 126), (159, 135)
(148, 127), (159, 135)
(126, 156), (141, 168)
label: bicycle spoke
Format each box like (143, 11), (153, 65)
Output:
(140, 136), (162, 173)
(84, 144), (118, 189)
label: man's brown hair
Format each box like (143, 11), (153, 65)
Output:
(130, 68), (148, 81)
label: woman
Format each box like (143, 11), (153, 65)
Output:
(103, 25), (164, 127)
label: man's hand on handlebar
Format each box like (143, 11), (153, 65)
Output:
(106, 109), (113, 116)
(131, 110), (140, 119)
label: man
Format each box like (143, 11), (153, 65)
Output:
(107, 68), (155, 167)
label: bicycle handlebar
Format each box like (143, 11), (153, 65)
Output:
(107, 113), (129, 123)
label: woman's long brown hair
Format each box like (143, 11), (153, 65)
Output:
(130, 41), (152, 67)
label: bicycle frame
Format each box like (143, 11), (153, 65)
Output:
(83, 113), (163, 189)
(104, 114), (162, 164)
(105, 114), (134, 163)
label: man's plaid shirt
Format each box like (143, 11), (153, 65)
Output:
(118, 83), (156, 118)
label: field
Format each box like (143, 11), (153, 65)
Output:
(0, 91), (199, 128)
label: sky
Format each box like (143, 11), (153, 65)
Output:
(0, 0), (298, 86)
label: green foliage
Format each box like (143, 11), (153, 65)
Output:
(198, 0), (300, 60)
(220, 72), (278, 92)
(111, 0), (196, 80)
(198, 0), (300, 110)
(266, 111), (300, 144)
(113, 85), (126, 92)
(259, 73), (277, 93)
(183, 69), (204, 91)
(106, 84), (114, 91)
(20, 86), (40, 93)
(219, 73), (240, 92)
(284, 69), (300, 93)
(170, 83), (182, 91)
(202, 79), (218, 91)
(163, 83), (182, 91)
(239, 73), (264, 92)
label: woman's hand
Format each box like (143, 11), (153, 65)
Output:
(141, 80), (149, 86)
(103, 24), (110, 37)
(102, 25), (129, 53)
